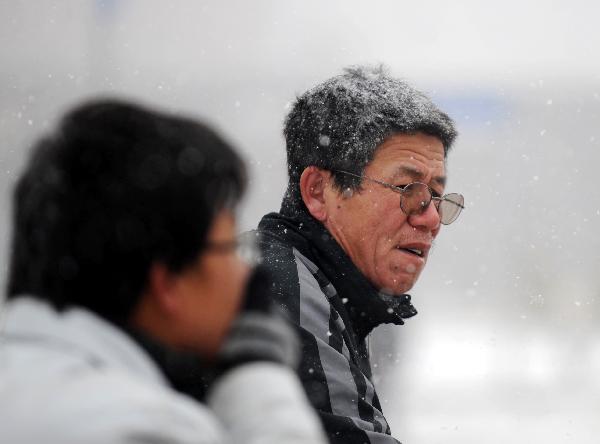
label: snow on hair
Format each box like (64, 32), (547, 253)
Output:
(283, 65), (457, 197)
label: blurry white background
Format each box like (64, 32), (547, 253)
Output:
(1, 1), (599, 443)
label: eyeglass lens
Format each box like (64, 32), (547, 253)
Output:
(400, 183), (464, 225)
(438, 193), (464, 225)
(400, 183), (431, 216)
(235, 233), (262, 265)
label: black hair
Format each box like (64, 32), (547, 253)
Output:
(283, 65), (457, 203)
(6, 99), (246, 323)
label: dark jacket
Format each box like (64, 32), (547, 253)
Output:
(256, 200), (417, 444)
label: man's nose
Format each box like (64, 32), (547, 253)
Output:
(408, 200), (441, 231)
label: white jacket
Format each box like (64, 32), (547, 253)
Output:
(0, 297), (327, 444)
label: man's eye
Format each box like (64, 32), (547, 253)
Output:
(395, 184), (442, 198)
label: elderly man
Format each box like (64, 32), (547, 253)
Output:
(255, 66), (464, 443)
(0, 100), (327, 444)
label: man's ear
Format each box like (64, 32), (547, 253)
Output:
(144, 262), (180, 316)
(130, 262), (187, 346)
(300, 166), (330, 222)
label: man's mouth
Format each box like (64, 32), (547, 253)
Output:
(395, 244), (429, 258)
(396, 247), (423, 257)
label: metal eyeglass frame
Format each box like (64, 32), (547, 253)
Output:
(204, 235), (261, 265)
(333, 169), (465, 225)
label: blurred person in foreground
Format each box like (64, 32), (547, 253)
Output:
(253, 66), (464, 443)
(0, 100), (327, 444)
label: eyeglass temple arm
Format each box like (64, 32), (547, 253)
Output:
(334, 169), (403, 193)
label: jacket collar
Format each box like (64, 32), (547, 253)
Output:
(1, 297), (167, 386)
(259, 198), (417, 340)
(2, 297), (211, 400)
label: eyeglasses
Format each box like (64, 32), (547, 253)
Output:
(204, 234), (261, 265)
(334, 170), (464, 225)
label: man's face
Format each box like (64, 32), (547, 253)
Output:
(173, 210), (250, 358)
(322, 132), (446, 295)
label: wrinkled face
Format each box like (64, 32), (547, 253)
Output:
(323, 132), (446, 295)
(174, 210), (250, 358)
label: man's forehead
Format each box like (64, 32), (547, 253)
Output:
(390, 164), (446, 187)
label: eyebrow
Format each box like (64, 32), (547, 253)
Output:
(391, 165), (446, 187)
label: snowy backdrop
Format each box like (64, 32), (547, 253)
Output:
(1, 1), (599, 443)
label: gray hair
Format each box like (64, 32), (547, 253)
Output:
(283, 65), (457, 201)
